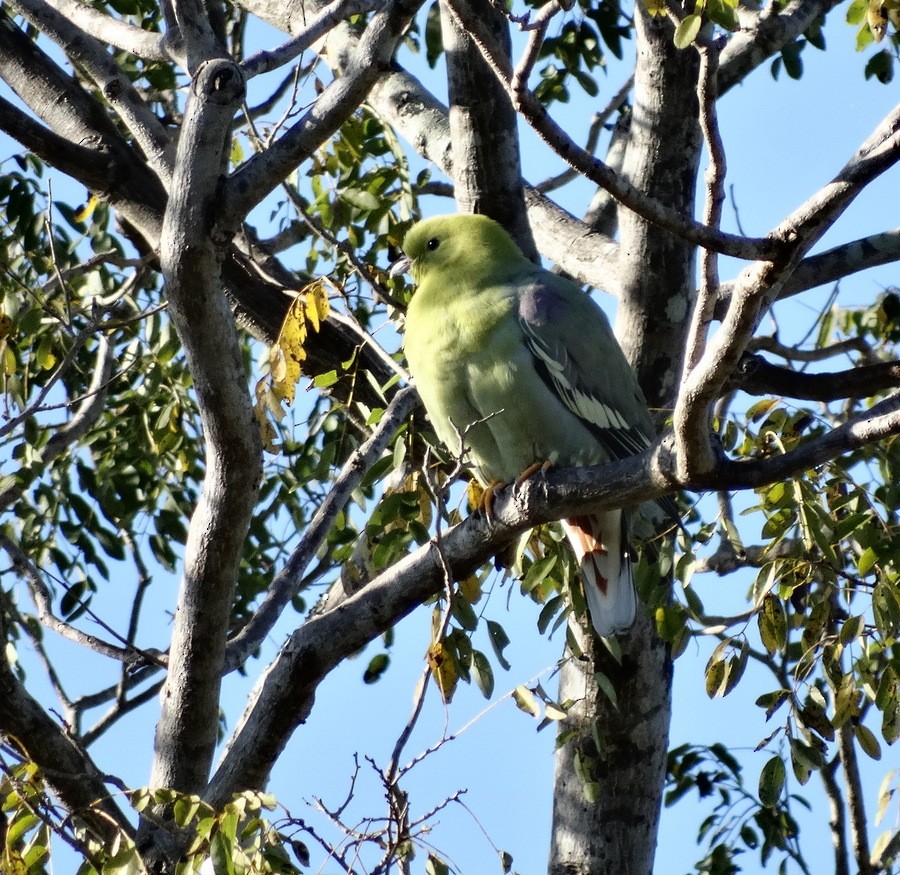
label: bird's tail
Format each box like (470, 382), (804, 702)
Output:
(562, 509), (636, 637)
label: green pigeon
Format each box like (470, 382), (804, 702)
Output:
(392, 213), (663, 636)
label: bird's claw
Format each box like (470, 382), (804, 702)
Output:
(468, 479), (503, 524)
(515, 460), (551, 487)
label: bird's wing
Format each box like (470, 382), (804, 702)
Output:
(517, 276), (654, 463)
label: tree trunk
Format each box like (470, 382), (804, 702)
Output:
(548, 9), (700, 875)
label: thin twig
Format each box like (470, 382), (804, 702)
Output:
(224, 385), (420, 669)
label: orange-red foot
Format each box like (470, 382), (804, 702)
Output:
(515, 460), (551, 487)
(468, 479), (503, 523)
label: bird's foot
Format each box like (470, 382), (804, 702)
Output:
(515, 460), (551, 487)
(468, 478), (504, 523)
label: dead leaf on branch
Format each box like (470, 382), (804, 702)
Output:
(254, 278), (334, 452)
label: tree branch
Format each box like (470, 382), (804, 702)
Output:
(9, 0), (175, 183)
(242, 0), (379, 79)
(714, 228), (900, 317)
(718, 0), (843, 96)
(446, 0), (780, 261)
(205, 386), (900, 805)
(731, 353), (900, 400)
(674, 102), (900, 478)
(0, 640), (132, 844)
(681, 37), (726, 412)
(440, 0), (536, 258)
(218, 0), (422, 231)
(223, 385), (420, 670)
(150, 56), (260, 796)
(42, 0), (167, 59)
(830, 677), (873, 875)
(820, 755), (851, 875)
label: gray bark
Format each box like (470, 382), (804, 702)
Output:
(439, 0), (537, 258)
(549, 618), (673, 875)
(549, 8), (701, 874)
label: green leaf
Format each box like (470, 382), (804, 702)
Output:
(521, 554), (558, 594)
(472, 650), (494, 699)
(847, 0), (868, 24)
(425, 854), (450, 875)
(758, 595), (787, 655)
(839, 614), (864, 645)
(594, 671), (618, 708)
(424, 2), (444, 68)
(363, 653), (390, 684)
(758, 755), (786, 808)
(673, 14), (702, 48)
(486, 619), (512, 671)
(857, 546), (879, 576)
(856, 723), (882, 760)
(705, 648), (728, 698)
(450, 594), (478, 631)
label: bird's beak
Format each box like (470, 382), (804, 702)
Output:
(389, 255), (412, 277)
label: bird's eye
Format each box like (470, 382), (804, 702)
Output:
(426, 237), (440, 251)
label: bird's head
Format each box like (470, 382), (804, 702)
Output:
(390, 213), (526, 287)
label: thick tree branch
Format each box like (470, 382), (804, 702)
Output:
(151, 56), (260, 796)
(168, 0), (228, 71)
(0, 12), (168, 242)
(43, 0), (167, 59)
(205, 385), (900, 807)
(440, 0), (536, 258)
(9, 0), (175, 183)
(732, 353), (900, 400)
(242, 0), (379, 78)
(714, 228), (900, 317)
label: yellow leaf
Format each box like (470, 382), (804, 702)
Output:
(427, 639), (457, 703)
(2, 342), (16, 376)
(74, 194), (99, 223)
(467, 479), (485, 511)
(253, 378), (279, 453)
(272, 299), (308, 405)
(459, 574), (482, 605)
(303, 279), (331, 333)
(512, 684), (541, 718)
(868, 0), (888, 39)
(271, 280), (333, 405)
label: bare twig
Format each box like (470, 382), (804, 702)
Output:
(0, 532), (163, 665)
(748, 336), (878, 366)
(535, 78), (634, 195)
